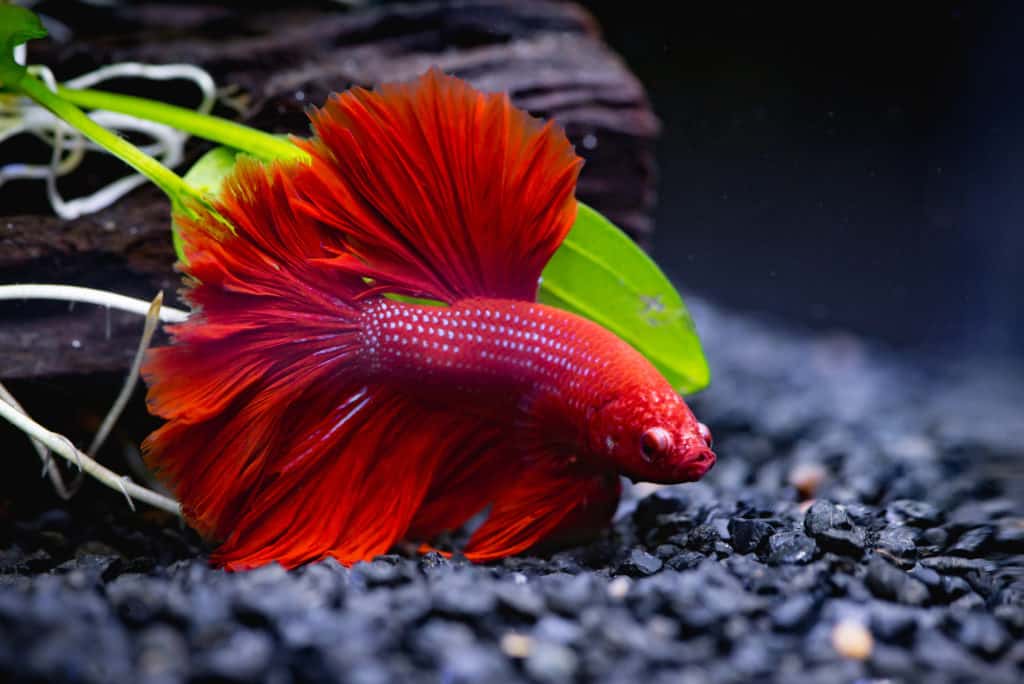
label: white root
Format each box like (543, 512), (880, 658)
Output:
(0, 284), (188, 322)
(0, 382), (75, 499)
(0, 61), (216, 220)
(0, 398), (181, 515)
(87, 292), (165, 459)
(0, 285), (186, 515)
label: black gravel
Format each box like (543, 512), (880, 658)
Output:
(2, 298), (1023, 683)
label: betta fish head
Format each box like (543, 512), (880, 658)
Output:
(589, 386), (715, 484)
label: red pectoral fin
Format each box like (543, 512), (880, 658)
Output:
(462, 455), (621, 563)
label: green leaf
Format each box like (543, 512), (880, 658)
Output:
(539, 204), (710, 394)
(181, 145), (239, 195)
(176, 149), (709, 393)
(182, 145), (239, 196)
(0, 5), (47, 89)
(172, 146), (240, 260)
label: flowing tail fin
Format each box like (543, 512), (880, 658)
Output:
(144, 70), (583, 568)
(144, 158), (369, 548)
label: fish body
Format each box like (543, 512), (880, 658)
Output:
(143, 70), (714, 570)
(359, 298), (713, 484)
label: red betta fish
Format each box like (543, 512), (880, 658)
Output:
(143, 69), (715, 570)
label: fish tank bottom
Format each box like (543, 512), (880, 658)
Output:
(1, 2), (1022, 681)
(1, 296), (1021, 684)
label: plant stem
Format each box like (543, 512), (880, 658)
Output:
(57, 85), (309, 163)
(87, 292), (165, 459)
(16, 75), (205, 209)
(0, 397), (182, 515)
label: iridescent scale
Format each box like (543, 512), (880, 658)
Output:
(358, 298), (612, 413)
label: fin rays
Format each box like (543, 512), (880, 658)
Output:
(144, 70), (591, 569)
(294, 68), (582, 302)
(464, 458), (621, 562)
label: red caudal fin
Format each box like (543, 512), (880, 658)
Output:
(291, 68), (582, 302)
(144, 158), (369, 548)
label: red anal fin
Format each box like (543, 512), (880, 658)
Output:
(462, 453), (621, 563)
(405, 429), (513, 541)
(217, 389), (509, 569)
(150, 376), (504, 570)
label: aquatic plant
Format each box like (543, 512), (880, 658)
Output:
(0, 6), (709, 529)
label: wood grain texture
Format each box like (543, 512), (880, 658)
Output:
(1, 0), (660, 379)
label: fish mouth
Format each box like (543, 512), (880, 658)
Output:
(669, 446), (716, 483)
(686, 447), (716, 480)
(625, 447), (716, 485)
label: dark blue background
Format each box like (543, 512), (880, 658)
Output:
(588, 2), (1023, 358)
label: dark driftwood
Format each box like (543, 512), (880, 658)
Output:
(0, 0), (659, 380)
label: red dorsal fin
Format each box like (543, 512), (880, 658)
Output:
(291, 68), (582, 302)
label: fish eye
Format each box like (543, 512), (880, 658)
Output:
(698, 422), (713, 448)
(640, 427), (672, 461)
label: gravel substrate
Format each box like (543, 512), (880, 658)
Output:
(1, 298), (1022, 683)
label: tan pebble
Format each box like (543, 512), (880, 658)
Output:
(789, 462), (828, 499)
(832, 619), (873, 660)
(607, 576), (631, 600)
(631, 482), (663, 499)
(500, 633), (532, 658)
(647, 615), (678, 640)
